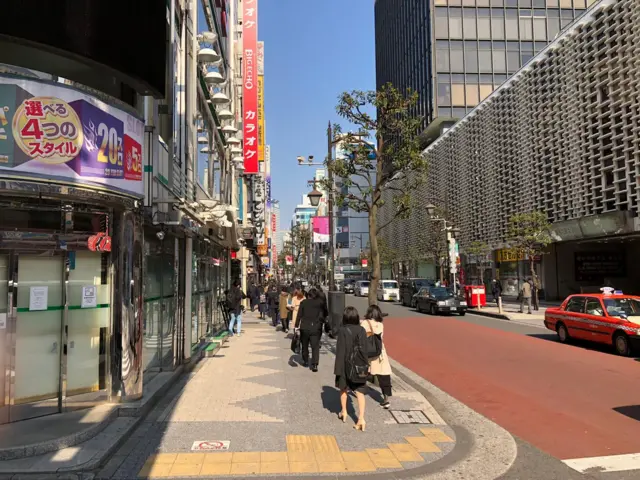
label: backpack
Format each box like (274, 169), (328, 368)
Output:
(346, 327), (370, 382)
(226, 289), (237, 310)
(365, 320), (383, 359)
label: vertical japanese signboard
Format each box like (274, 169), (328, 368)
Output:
(257, 76), (265, 163)
(243, 0), (259, 174)
(257, 41), (265, 163)
(271, 212), (277, 267)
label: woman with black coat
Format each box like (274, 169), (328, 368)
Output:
(334, 306), (368, 431)
(294, 288), (328, 371)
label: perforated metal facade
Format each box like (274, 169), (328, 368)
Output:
(381, 0), (640, 254)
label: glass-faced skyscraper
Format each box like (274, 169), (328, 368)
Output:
(374, 0), (596, 144)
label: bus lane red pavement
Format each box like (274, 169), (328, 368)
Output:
(383, 315), (640, 460)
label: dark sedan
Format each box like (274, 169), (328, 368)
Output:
(415, 287), (468, 316)
(343, 280), (355, 294)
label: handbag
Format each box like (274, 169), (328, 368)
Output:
(290, 331), (300, 353)
(365, 320), (383, 358)
(346, 328), (370, 382)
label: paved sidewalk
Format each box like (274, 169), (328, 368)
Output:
(99, 311), (457, 479)
(469, 303), (547, 328)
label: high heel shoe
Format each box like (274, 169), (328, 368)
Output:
(354, 421), (366, 432)
(338, 411), (347, 423)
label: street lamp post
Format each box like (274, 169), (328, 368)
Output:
(425, 203), (461, 295)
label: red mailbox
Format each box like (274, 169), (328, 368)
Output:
(465, 285), (487, 307)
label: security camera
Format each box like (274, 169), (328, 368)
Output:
(156, 231), (166, 241)
(308, 155), (314, 162)
(297, 156), (304, 164)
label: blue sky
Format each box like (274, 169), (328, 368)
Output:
(261, 0), (375, 225)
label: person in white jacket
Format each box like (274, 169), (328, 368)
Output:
(361, 305), (392, 409)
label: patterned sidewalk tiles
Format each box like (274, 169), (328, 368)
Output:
(98, 312), (457, 479)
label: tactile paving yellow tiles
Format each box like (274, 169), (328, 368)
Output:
(137, 429), (455, 477)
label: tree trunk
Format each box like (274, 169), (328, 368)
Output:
(368, 205), (380, 306)
(530, 256), (540, 310)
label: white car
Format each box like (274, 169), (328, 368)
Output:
(377, 280), (400, 302)
(354, 280), (370, 297)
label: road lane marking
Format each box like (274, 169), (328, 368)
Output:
(563, 453), (640, 473)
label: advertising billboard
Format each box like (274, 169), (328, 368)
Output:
(0, 75), (144, 197)
(242, 0), (259, 174)
(312, 216), (329, 243)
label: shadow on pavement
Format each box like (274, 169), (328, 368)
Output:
(527, 332), (640, 359)
(613, 405), (640, 422)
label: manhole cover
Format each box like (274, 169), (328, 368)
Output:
(390, 410), (432, 424)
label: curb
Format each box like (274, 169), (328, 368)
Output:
(467, 309), (512, 321)
(389, 358), (518, 480)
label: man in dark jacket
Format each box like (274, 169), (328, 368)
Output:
(295, 288), (328, 371)
(248, 282), (259, 312)
(228, 280), (247, 336)
(267, 284), (279, 326)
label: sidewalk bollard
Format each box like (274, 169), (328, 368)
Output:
(498, 296), (503, 314)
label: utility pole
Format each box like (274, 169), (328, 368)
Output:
(327, 121), (336, 293)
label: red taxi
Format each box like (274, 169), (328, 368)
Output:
(544, 293), (640, 356)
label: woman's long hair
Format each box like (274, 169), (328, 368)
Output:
(365, 305), (384, 322)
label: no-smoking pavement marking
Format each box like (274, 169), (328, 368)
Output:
(191, 440), (231, 451)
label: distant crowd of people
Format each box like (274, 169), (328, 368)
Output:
(224, 279), (392, 430)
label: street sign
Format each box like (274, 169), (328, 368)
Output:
(191, 440), (230, 451)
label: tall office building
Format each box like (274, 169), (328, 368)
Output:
(374, 0), (596, 144)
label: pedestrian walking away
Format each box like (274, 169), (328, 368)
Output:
(288, 284), (304, 338)
(278, 286), (291, 333)
(227, 280), (247, 336)
(362, 305), (393, 409)
(267, 283), (279, 326)
(491, 278), (503, 304)
(334, 306), (369, 431)
(248, 282), (259, 312)
(258, 284), (268, 319)
(519, 278), (533, 314)
(294, 288), (328, 372)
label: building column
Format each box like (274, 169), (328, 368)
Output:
(184, 236), (193, 360)
(110, 209), (144, 402)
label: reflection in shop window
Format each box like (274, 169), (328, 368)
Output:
(451, 44), (464, 72)
(507, 51), (521, 73)
(533, 17), (547, 41)
(491, 10), (505, 40)
(451, 84), (466, 106)
(479, 84), (494, 101)
(438, 83), (452, 106)
(478, 9), (491, 39)
(465, 45), (478, 72)
(436, 48), (450, 72)
(519, 16), (533, 41)
(465, 84), (479, 106)
(492, 49), (507, 72)
(463, 10), (477, 39)
(505, 14), (519, 40)
(449, 9), (463, 38)
(435, 8), (449, 38)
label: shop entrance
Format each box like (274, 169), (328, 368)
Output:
(0, 250), (109, 424)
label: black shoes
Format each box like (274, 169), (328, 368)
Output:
(303, 362), (309, 368)
(311, 364), (318, 372)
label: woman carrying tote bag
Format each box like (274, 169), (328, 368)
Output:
(362, 305), (393, 409)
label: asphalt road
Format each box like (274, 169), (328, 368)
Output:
(345, 294), (640, 479)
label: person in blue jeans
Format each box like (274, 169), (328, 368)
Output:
(227, 280), (246, 336)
